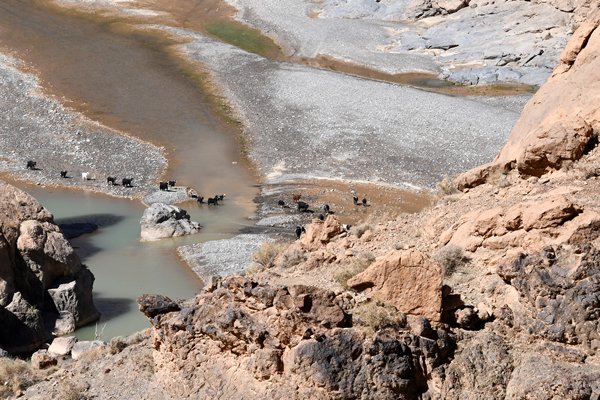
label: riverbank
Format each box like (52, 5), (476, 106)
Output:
(0, 52), (166, 199)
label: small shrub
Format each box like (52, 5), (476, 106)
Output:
(350, 223), (372, 239)
(437, 175), (458, 195)
(58, 379), (89, 400)
(252, 242), (287, 270)
(0, 357), (41, 398)
(280, 248), (307, 267)
(353, 300), (406, 331)
(335, 252), (375, 288)
(435, 245), (469, 277)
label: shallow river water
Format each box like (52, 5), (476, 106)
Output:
(1, 0), (259, 338)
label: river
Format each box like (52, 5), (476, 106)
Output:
(0, 0), (259, 338)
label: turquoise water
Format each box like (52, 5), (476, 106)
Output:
(24, 186), (250, 340)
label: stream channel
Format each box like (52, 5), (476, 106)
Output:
(0, 0), (259, 339)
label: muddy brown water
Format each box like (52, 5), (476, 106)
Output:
(0, 0), (259, 338)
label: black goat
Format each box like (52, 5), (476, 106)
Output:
(278, 200), (285, 207)
(295, 225), (306, 239)
(323, 204), (330, 214)
(122, 178), (133, 187)
(159, 181), (168, 191)
(297, 201), (309, 212)
(107, 176), (116, 185)
(168, 180), (176, 187)
(197, 196), (205, 204)
(26, 160), (36, 170)
(362, 197), (367, 207)
(60, 170), (68, 178)
(318, 214), (325, 221)
(353, 195), (359, 205)
(207, 197), (218, 206)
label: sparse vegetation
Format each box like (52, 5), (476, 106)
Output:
(488, 170), (512, 188)
(280, 247), (307, 267)
(206, 21), (281, 59)
(437, 175), (459, 195)
(350, 223), (372, 239)
(353, 300), (406, 331)
(335, 251), (375, 288)
(252, 242), (288, 270)
(435, 245), (470, 277)
(57, 379), (90, 400)
(0, 357), (43, 398)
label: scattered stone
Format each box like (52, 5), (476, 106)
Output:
(137, 294), (180, 318)
(30, 349), (58, 370)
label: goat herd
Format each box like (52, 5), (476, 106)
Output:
(25, 160), (225, 205)
(281, 193), (369, 239)
(26, 160), (135, 187)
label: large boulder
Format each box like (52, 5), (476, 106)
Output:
(0, 181), (99, 354)
(299, 215), (342, 251)
(456, 11), (600, 188)
(348, 249), (443, 322)
(140, 203), (201, 241)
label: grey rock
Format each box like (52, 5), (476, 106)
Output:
(48, 335), (78, 356)
(140, 203), (201, 241)
(137, 294), (180, 318)
(47, 267), (100, 332)
(506, 246), (600, 346)
(1, 292), (49, 354)
(505, 352), (600, 399)
(177, 234), (273, 281)
(51, 310), (76, 336)
(441, 332), (513, 399)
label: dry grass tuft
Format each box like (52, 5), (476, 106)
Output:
(280, 247), (307, 267)
(435, 245), (470, 277)
(58, 379), (89, 400)
(0, 357), (43, 398)
(335, 252), (375, 288)
(252, 242), (288, 270)
(437, 175), (459, 195)
(353, 300), (406, 332)
(350, 223), (372, 239)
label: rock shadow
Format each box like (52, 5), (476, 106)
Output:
(92, 295), (135, 320)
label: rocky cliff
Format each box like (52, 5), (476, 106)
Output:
(457, 10), (600, 187)
(0, 181), (99, 354)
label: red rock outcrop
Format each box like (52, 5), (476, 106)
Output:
(457, 10), (600, 188)
(347, 249), (443, 322)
